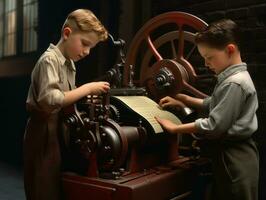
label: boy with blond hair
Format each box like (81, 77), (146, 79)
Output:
(24, 9), (110, 200)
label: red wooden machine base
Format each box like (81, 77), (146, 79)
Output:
(62, 159), (205, 200)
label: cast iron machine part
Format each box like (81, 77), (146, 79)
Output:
(97, 33), (146, 96)
(123, 11), (216, 101)
(120, 12), (217, 188)
(122, 11), (217, 158)
(63, 94), (148, 177)
(95, 33), (127, 88)
(62, 12), (214, 200)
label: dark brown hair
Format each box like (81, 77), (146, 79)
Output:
(195, 19), (241, 50)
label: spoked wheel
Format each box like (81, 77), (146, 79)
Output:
(123, 12), (215, 101)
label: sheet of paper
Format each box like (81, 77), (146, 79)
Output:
(113, 96), (182, 133)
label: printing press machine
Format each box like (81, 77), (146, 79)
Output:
(61, 12), (216, 200)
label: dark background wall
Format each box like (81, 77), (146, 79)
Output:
(149, 1), (266, 199)
(0, 0), (265, 199)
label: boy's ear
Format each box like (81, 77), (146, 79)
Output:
(62, 27), (72, 40)
(227, 44), (236, 55)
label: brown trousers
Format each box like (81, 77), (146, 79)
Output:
(23, 114), (62, 200)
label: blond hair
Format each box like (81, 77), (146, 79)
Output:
(62, 9), (108, 41)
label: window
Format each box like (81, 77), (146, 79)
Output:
(0, 0), (38, 58)
(0, 1), (3, 57)
(23, 0), (38, 53)
(4, 0), (17, 56)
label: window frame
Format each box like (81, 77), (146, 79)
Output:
(0, 0), (38, 59)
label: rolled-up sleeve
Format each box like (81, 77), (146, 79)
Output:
(33, 56), (65, 113)
(194, 83), (245, 139)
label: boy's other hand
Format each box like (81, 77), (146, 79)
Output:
(155, 116), (178, 134)
(86, 81), (110, 95)
(159, 96), (186, 110)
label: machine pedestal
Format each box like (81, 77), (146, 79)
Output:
(62, 158), (209, 200)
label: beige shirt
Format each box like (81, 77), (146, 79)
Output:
(26, 44), (76, 114)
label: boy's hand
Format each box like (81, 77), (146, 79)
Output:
(159, 96), (186, 110)
(155, 116), (178, 134)
(86, 81), (110, 95)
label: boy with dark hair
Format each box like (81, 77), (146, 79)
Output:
(156, 19), (259, 200)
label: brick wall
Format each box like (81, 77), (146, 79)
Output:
(151, 0), (266, 199)
(151, 0), (266, 141)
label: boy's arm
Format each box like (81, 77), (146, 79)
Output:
(159, 94), (206, 114)
(63, 81), (110, 107)
(176, 94), (204, 109)
(155, 117), (197, 134)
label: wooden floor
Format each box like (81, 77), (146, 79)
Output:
(0, 161), (25, 200)
(0, 159), (265, 200)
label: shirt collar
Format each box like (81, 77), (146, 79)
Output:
(65, 59), (76, 72)
(47, 44), (76, 72)
(217, 63), (247, 83)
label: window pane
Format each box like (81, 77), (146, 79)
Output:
(5, 0), (16, 12)
(0, 0), (3, 57)
(3, 0), (17, 56)
(4, 33), (16, 56)
(23, 0), (38, 53)
(6, 11), (16, 34)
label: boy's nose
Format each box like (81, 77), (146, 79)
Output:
(205, 60), (210, 68)
(83, 47), (90, 56)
